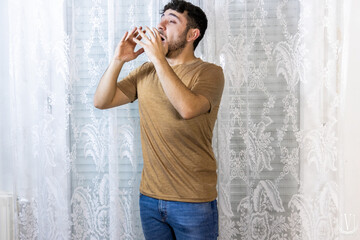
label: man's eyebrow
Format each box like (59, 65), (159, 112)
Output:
(161, 12), (181, 21)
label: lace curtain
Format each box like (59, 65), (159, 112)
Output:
(2, 0), (346, 239)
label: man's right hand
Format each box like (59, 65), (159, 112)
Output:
(114, 27), (145, 63)
(94, 28), (144, 109)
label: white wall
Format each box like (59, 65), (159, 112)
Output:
(341, 0), (360, 239)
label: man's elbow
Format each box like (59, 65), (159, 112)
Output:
(94, 103), (105, 110)
(181, 113), (194, 120)
(179, 108), (200, 120)
(179, 102), (210, 120)
(93, 98), (106, 110)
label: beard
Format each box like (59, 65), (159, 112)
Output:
(165, 28), (188, 58)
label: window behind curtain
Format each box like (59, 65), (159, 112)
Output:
(66, 0), (159, 238)
(227, 0), (301, 205)
(65, 0), (301, 238)
(66, 0), (160, 188)
(213, 0), (301, 238)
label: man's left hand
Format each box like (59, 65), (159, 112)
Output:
(133, 27), (167, 65)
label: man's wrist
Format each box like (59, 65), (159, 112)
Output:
(111, 58), (125, 67)
(152, 56), (167, 68)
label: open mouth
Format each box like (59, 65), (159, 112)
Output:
(159, 32), (166, 42)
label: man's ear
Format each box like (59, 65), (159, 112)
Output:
(187, 28), (200, 42)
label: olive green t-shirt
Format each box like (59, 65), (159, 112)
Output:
(117, 58), (224, 202)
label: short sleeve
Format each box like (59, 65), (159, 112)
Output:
(117, 62), (148, 102)
(191, 64), (224, 112)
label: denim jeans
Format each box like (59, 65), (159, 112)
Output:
(139, 194), (218, 240)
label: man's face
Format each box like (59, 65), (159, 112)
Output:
(157, 9), (190, 58)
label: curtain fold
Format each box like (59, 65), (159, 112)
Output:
(8, 0), (71, 238)
(2, 0), (346, 239)
(0, 0), (12, 193)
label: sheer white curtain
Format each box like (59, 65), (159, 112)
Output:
(1, 0), (347, 239)
(0, 0), (12, 193)
(7, 0), (71, 238)
(208, 0), (345, 239)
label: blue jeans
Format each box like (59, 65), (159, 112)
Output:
(139, 194), (218, 240)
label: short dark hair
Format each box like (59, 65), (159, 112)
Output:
(161, 0), (208, 50)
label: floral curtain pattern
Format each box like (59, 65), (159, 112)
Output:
(211, 0), (344, 239)
(5, 0), (345, 239)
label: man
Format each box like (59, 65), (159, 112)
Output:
(94, 0), (224, 239)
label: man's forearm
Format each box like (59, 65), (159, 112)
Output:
(153, 59), (210, 119)
(94, 59), (124, 109)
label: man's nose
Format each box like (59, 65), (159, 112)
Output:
(157, 21), (165, 31)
